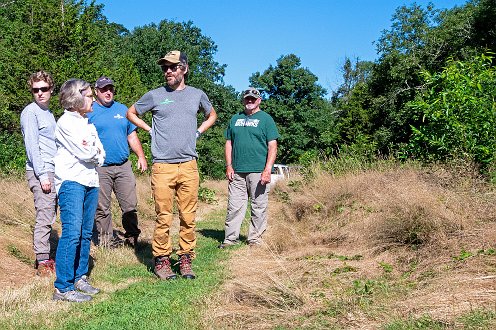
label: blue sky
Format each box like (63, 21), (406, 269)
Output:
(97, 0), (467, 94)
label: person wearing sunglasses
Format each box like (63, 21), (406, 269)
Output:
(52, 79), (105, 302)
(127, 50), (217, 280)
(219, 87), (279, 249)
(20, 71), (57, 276)
(87, 76), (146, 249)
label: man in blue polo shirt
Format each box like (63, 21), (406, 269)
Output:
(87, 76), (147, 248)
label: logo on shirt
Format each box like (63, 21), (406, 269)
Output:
(160, 98), (174, 105)
(114, 114), (125, 119)
(235, 118), (260, 127)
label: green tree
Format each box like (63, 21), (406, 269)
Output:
(249, 54), (334, 163)
(331, 58), (375, 148)
(0, 0), (127, 174)
(332, 0), (496, 159)
(408, 53), (496, 168)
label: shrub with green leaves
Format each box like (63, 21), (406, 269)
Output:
(408, 53), (496, 168)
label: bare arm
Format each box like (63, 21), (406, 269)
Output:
(260, 140), (278, 185)
(126, 105), (151, 132)
(225, 139), (234, 181)
(197, 107), (217, 134)
(127, 131), (147, 172)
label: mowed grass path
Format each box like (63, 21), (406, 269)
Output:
(3, 209), (229, 330)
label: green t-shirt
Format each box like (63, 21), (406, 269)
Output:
(225, 110), (279, 173)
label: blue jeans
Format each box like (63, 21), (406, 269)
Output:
(54, 181), (99, 292)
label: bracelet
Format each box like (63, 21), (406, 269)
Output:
(226, 164), (232, 167)
(196, 130), (202, 139)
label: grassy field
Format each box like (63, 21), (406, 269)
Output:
(0, 188), (230, 329)
(1, 161), (496, 329)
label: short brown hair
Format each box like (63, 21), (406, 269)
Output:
(28, 70), (54, 89)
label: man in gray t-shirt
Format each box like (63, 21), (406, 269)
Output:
(127, 50), (217, 280)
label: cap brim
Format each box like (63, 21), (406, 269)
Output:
(96, 82), (114, 88)
(243, 93), (260, 99)
(157, 57), (180, 65)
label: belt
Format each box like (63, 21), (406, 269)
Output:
(104, 159), (128, 167)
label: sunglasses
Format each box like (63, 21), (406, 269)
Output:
(96, 85), (114, 93)
(161, 64), (184, 72)
(32, 86), (50, 93)
(242, 89), (260, 96)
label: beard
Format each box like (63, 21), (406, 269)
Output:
(166, 74), (183, 87)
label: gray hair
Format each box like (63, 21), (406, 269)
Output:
(59, 78), (90, 110)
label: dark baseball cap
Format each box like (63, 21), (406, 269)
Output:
(157, 50), (188, 66)
(95, 76), (114, 89)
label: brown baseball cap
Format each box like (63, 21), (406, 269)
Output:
(242, 87), (261, 99)
(157, 50), (188, 66)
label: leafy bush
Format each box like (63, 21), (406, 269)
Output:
(0, 132), (25, 176)
(198, 186), (217, 204)
(408, 53), (496, 169)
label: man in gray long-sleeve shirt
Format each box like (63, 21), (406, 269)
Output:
(20, 71), (57, 276)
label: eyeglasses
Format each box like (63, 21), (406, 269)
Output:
(242, 89), (260, 96)
(32, 86), (50, 93)
(161, 64), (184, 72)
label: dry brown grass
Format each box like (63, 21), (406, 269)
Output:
(205, 164), (496, 329)
(2, 166), (496, 328)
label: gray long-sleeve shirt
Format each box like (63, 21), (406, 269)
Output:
(20, 102), (57, 181)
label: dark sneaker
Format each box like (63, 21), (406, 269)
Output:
(36, 259), (55, 276)
(107, 237), (124, 249)
(178, 254), (196, 279)
(124, 236), (138, 248)
(154, 256), (177, 280)
(53, 289), (92, 302)
(75, 275), (100, 295)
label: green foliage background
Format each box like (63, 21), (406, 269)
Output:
(2, 0), (496, 178)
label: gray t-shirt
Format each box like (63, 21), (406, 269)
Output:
(134, 85), (212, 163)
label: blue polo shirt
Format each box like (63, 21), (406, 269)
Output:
(87, 101), (136, 166)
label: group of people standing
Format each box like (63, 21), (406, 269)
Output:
(20, 50), (279, 303)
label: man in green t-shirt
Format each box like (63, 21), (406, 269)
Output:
(220, 87), (280, 248)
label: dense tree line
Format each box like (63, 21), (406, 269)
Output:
(331, 0), (496, 171)
(0, 0), (239, 177)
(1, 0), (495, 179)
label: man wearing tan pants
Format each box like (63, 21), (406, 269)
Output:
(127, 50), (217, 280)
(220, 87), (279, 248)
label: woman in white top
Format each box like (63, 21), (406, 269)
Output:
(52, 79), (105, 303)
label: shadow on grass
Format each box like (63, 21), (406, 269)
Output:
(198, 228), (225, 243)
(198, 228), (247, 244)
(134, 240), (154, 273)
